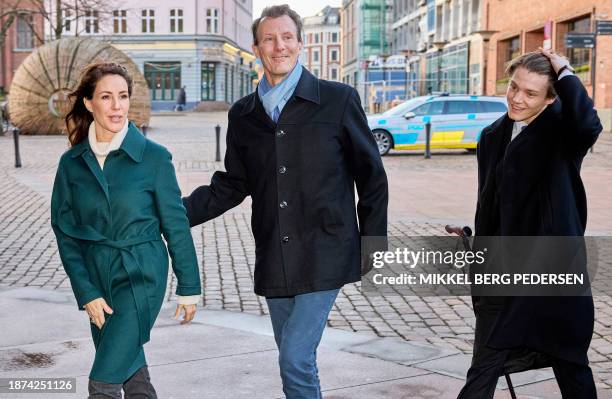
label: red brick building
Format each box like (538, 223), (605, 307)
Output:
(0, 1), (44, 94)
(483, 0), (612, 130)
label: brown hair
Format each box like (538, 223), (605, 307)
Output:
(251, 4), (303, 45)
(65, 62), (133, 146)
(506, 51), (557, 99)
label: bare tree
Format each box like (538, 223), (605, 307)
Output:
(1, 0), (117, 44)
(1, 0), (117, 91)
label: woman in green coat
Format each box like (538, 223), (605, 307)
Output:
(51, 63), (201, 398)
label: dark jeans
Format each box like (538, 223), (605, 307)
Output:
(88, 366), (157, 398)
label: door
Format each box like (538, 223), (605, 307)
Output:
(437, 100), (480, 148)
(406, 100), (446, 148)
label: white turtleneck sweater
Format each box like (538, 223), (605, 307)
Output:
(88, 120), (199, 306)
(88, 120), (129, 169)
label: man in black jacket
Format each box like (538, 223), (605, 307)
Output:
(458, 49), (601, 398)
(182, 5), (388, 398)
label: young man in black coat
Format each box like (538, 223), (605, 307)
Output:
(458, 49), (602, 398)
(182, 5), (388, 398)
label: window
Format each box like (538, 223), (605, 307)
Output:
(113, 10), (127, 34)
(313, 50), (319, 62)
(170, 9), (183, 33)
(566, 16), (591, 79)
(313, 68), (320, 78)
(144, 62), (181, 100)
(331, 68), (338, 80)
(224, 66), (229, 102)
(445, 101), (478, 115)
(480, 101), (507, 113)
(84, 10), (98, 34)
(201, 62), (216, 100)
(239, 71), (245, 98)
(506, 36), (520, 63)
(230, 67), (234, 102)
(61, 9), (72, 33)
(330, 49), (338, 62)
(463, 0), (470, 34)
(440, 42), (469, 94)
(206, 8), (219, 33)
(15, 14), (34, 49)
(314, 33), (319, 43)
(412, 101), (444, 116)
(331, 32), (338, 43)
(142, 9), (155, 33)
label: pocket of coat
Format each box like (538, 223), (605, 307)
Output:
(319, 206), (349, 239)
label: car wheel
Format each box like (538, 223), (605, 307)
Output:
(372, 129), (392, 156)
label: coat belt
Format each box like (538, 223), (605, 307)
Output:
(95, 234), (160, 346)
(56, 217), (160, 346)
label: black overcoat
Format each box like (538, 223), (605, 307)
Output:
(183, 68), (389, 297)
(474, 75), (602, 367)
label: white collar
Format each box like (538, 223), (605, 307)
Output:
(514, 120), (528, 130)
(88, 119), (129, 157)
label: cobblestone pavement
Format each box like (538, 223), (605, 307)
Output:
(1, 112), (612, 389)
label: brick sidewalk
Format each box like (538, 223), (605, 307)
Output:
(1, 113), (611, 389)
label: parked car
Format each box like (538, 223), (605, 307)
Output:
(367, 94), (508, 155)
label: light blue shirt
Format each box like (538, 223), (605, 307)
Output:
(257, 61), (303, 123)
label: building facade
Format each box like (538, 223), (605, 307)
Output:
(341, 0), (389, 102)
(44, 0), (255, 110)
(380, 0), (611, 130)
(301, 6), (341, 81)
(0, 0), (44, 95)
(389, 0), (484, 100)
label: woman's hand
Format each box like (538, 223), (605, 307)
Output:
(174, 304), (197, 325)
(84, 298), (113, 329)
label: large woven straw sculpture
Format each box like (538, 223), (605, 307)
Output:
(9, 37), (150, 135)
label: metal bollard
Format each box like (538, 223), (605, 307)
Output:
(13, 127), (22, 168)
(215, 125), (221, 162)
(141, 124), (148, 137)
(424, 121), (432, 159)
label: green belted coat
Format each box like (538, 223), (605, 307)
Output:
(50, 123), (201, 383)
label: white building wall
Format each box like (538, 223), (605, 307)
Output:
(44, 0), (255, 108)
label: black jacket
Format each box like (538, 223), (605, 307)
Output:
(475, 75), (601, 366)
(183, 69), (388, 297)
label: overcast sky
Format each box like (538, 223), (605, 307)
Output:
(252, 0), (342, 20)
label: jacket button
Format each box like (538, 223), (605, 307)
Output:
(282, 236), (290, 243)
(278, 166), (287, 174)
(280, 201), (288, 209)
(276, 130), (286, 137)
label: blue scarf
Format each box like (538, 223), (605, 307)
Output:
(257, 61), (303, 123)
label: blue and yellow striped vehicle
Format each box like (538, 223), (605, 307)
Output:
(367, 94), (507, 155)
